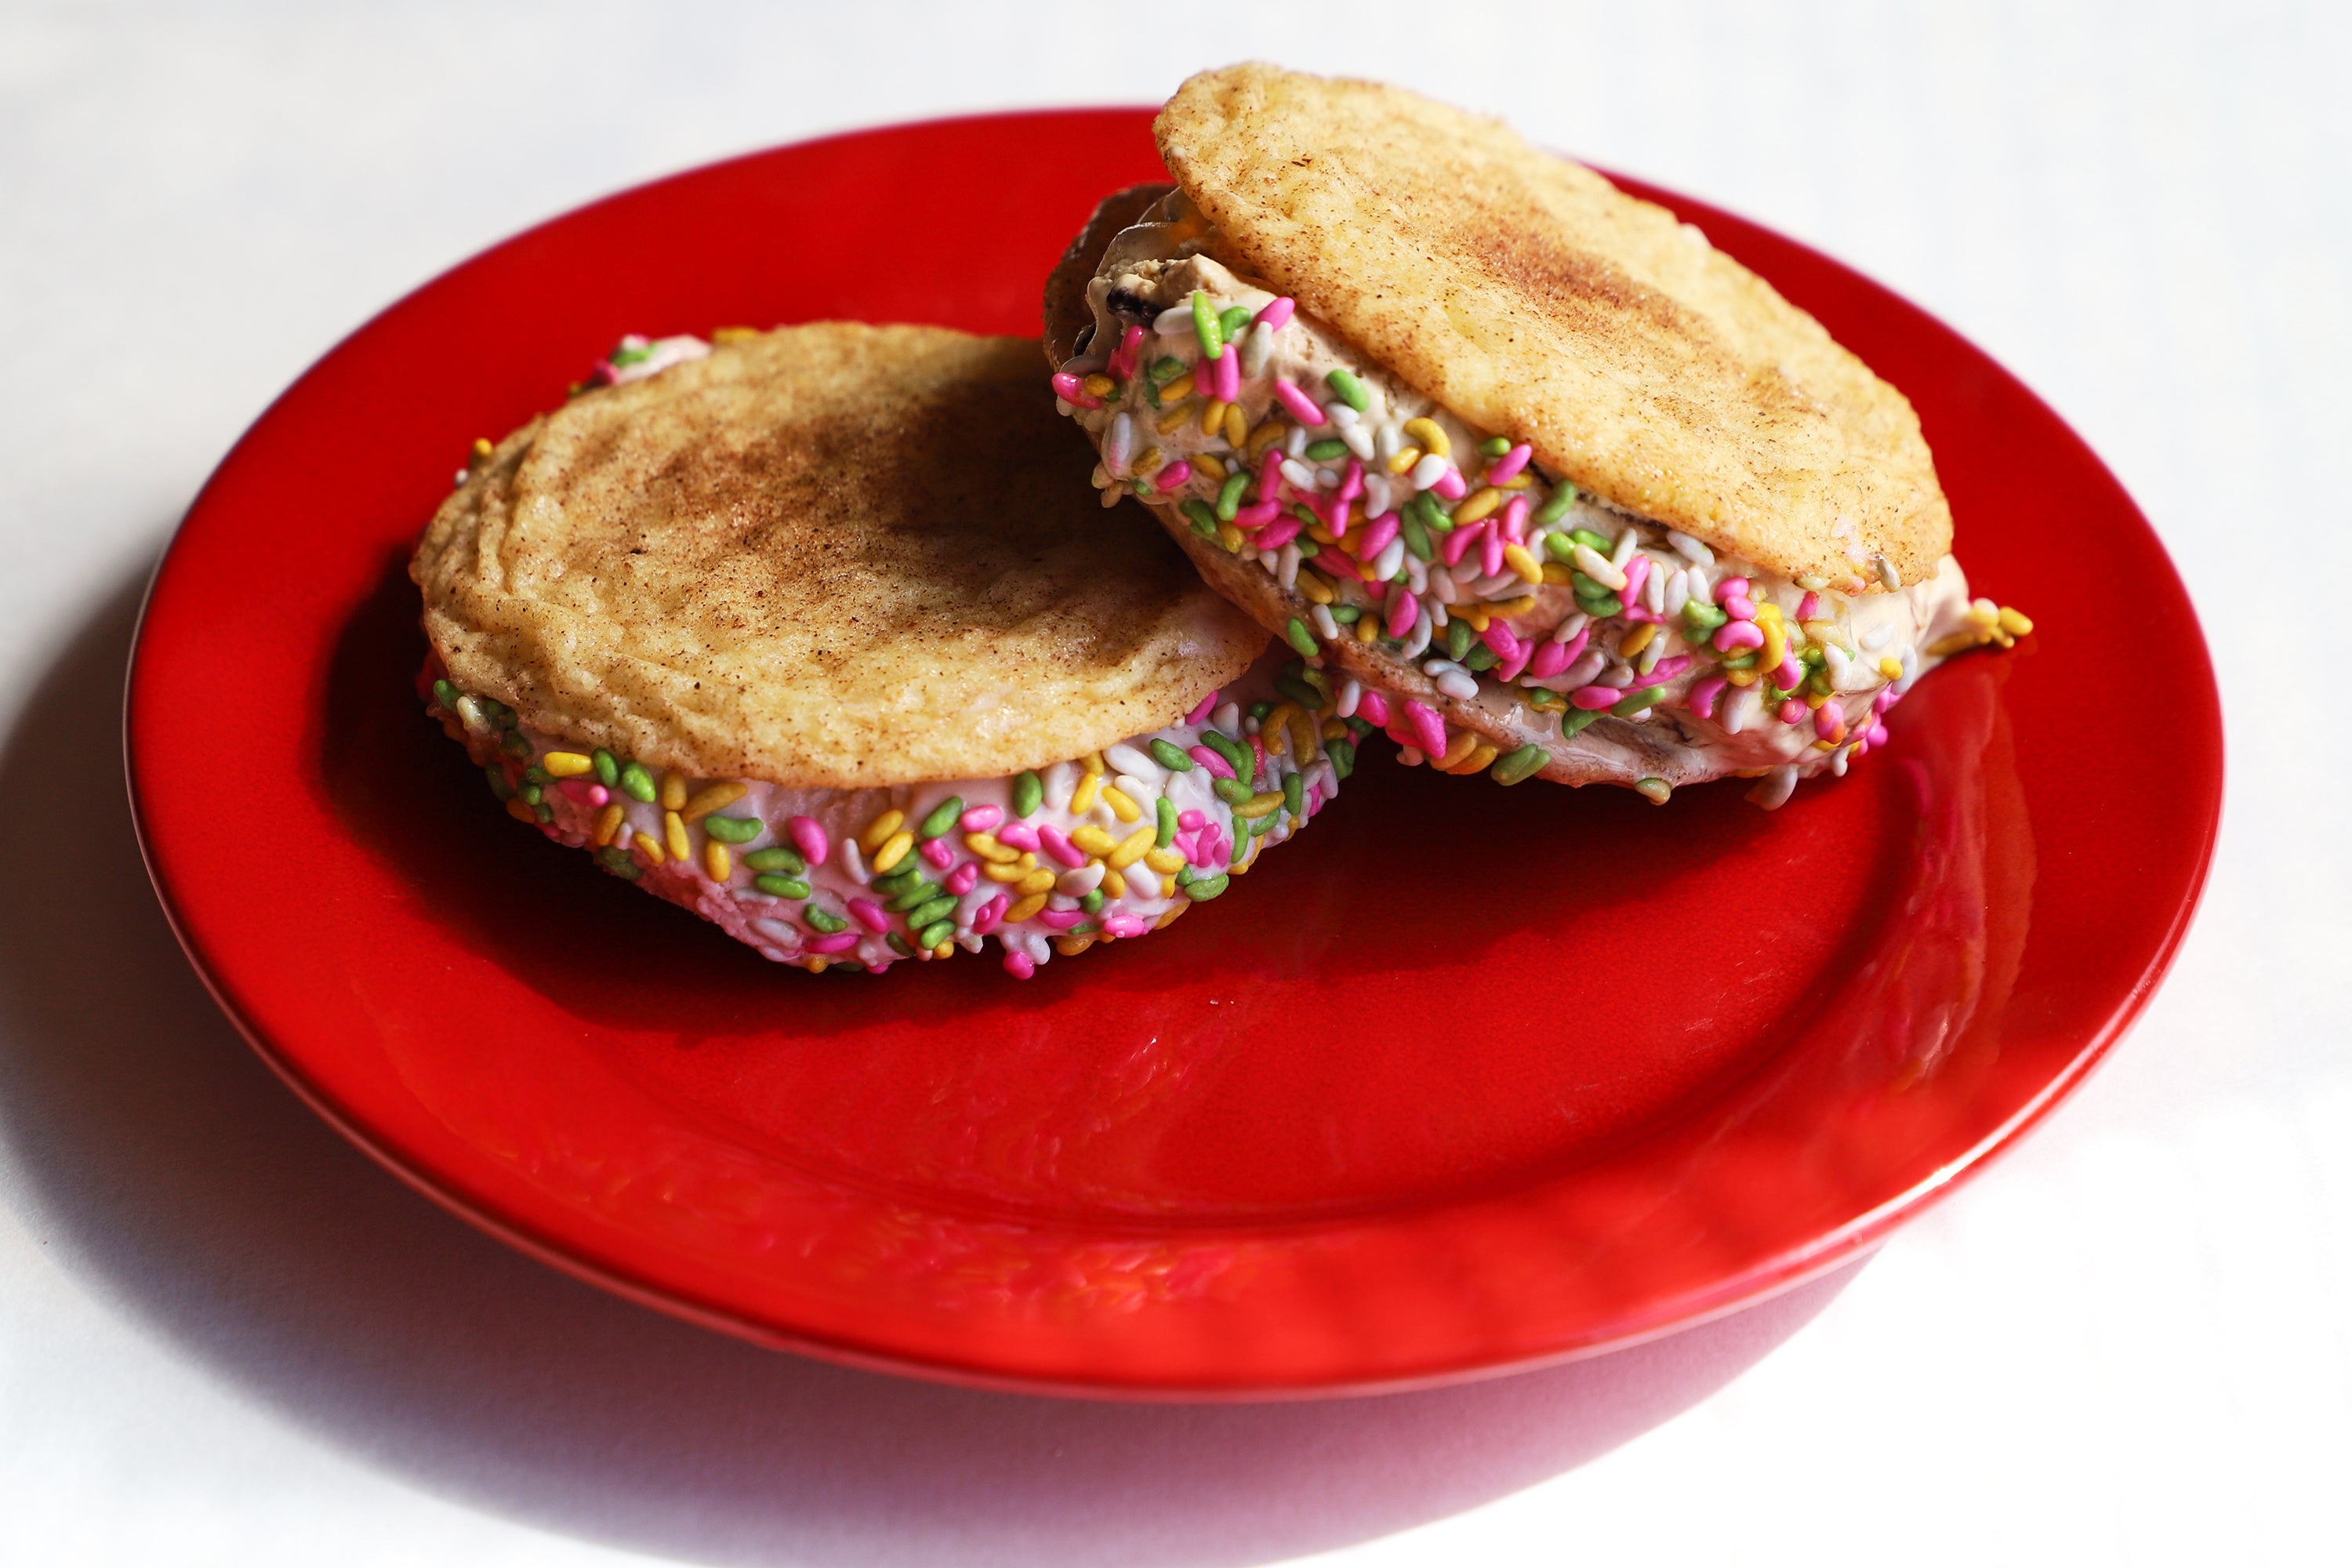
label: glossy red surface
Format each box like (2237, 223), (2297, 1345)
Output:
(127, 109), (2221, 1396)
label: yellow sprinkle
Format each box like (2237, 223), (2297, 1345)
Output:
(1926, 633), (1978, 659)
(1107, 824), (1156, 869)
(805, 957), (829, 974)
(932, 942), (955, 958)
(1963, 601), (2002, 628)
(1320, 717), (1348, 741)
(711, 325), (759, 343)
(542, 751), (594, 778)
(1015, 869), (1056, 897)
(1134, 446), (1163, 476)
(1385, 445), (1422, 475)
(703, 839), (731, 881)
(1156, 404), (1195, 435)
(1621, 622), (1657, 659)
(1496, 472), (1534, 490)
(1017, 852), (1036, 869)
(1236, 791), (1284, 820)
(1144, 846), (1185, 874)
(1160, 371), (1196, 403)
(1261, 703), (1296, 756)
(1155, 902), (1189, 930)
(1306, 521), (1338, 546)
(1402, 418), (1450, 459)
(506, 797), (538, 825)
(1101, 867), (1127, 899)
(1446, 741), (1501, 776)
(1193, 452), (1228, 484)
(633, 829), (665, 865)
(1082, 373), (1116, 398)
(591, 802), (626, 847)
(470, 437), (495, 459)
(1754, 600), (1784, 627)
(964, 831), (1019, 863)
(1216, 522), (1245, 554)
(1082, 750), (1105, 775)
(1806, 691), (1830, 710)
(1501, 544), (1542, 585)
(663, 809), (690, 862)
(1070, 825), (1118, 857)
(1726, 668), (1759, 686)
(870, 829), (913, 873)
(983, 859), (1029, 884)
(680, 782), (747, 822)
(1006, 892), (1050, 923)
(1071, 772), (1102, 815)
(659, 771), (688, 811)
(1053, 935), (1096, 958)
(1247, 420), (1289, 458)
(1541, 561), (1575, 586)
(1201, 398), (1229, 437)
(1436, 728), (1478, 769)
(1222, 401), (1247, 447)
(1294, 572), (1335, 605)
(1290, 706), (1320, 760)
(1879, 655), (1906, 679)
(1356, 613), (1380, 644)
(1454, 486), (1504, 524)
(860, 809), (904, 851)
(1801, 619), (1846, 648)
(1485, 595), (1537, 619)
(1101, 785), (1142, 823)
(1759, 619), (1788, 673)
(1999, 606), (2034, 637)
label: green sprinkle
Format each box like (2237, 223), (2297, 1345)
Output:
(1577, 590), (1625, 619)
(1215, 470), (1250, 521)
(1149, 738), (1193, 773)
(1682, 601), (1729, 634)
(1202, 731), (1250, 774)
(1570, 528), (1613, 552)
(886, 933), (916, 957)
(1180, 498), (1218, 537)
(1156, 795), (1178, 848)
(521, 764), (550, 786)
(887, 879), (943, 913)
(804, 906), (848, 935)
(1304, 437), (1348, 461)
(1530, 484), (1579, 526)
(1345, 715), (1375, 738)
(1149, 355), (1185, 384)
(1012, 771), (1043, 817)
(1079, 890), (1105, 916)
(1328, 738), (1356, 779)
(906, 895), (958, 928)
(1399, 510), (1434, 560)
(1464, 644), (1498, 672)
(485, 766), (515, 801)
(1325, 367), (1370, 411)
(1445, 620), (1474, 661)
(1218, 303), (1254, 341)
(487, 700), (517, 730)
(872, 866), (924, 897)
(1561, 708), (1603, 737)
(743, 845), (805, 874)
(1276, 673), (1326, 710)
(1610, 685), (1667, 718)
(1213, 776), (1253, 806)
(1247, 700), (1273, 722)
(1294, 537), (1319, 558)
(1479, 435), (1513, 458)
(1176, 865), (1196, 888)
(619, 761), (657, 803)
(916, 919), (956, 949)
(591, 748), (619, 786)
(432, 678), (462, 710)
(755, 873), (811, 898)
(703, 815), (760, 844)
(499, 731), (532, 759)
(518, 782), (543, 806)
(1190, 290), (1222, 360)
(1283, 617), (1319, 657)
(1229, 826), (1248, 867)
(1330, 604), (1362, 624)
(1189, 873), (1231, 902)
(1722, 652), (1759, 671)
(918, 797), (963, 840)
(533, 801), (554, 823)
(1544, 532), (1580, 563)
(594, 847), (641, 880)
(1491, 743), (1548, 786)
(1282, 771), (1304, 817)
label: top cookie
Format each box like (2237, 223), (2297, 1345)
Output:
(413, 322), (1264, 789)
(1155, 63), (1952, 586)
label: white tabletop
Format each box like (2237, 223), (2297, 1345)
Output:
(3, 3), (2343, 1563)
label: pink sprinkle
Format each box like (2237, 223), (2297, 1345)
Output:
(1777, 655), (1804, 689)
(1156, 459), (1193, 492)
(1385, 589), (1420, 640)
(1247, 735), (1268, 786)
(1499, 493), (1529, 545)
(996, 821), (1040, 852)
(1497, 642), (1534, 683)
(557, 779), (606, 804)
(1185, 690), (1220, 725)
(1527, 640), (1570, 680)
(1316, 546), (1365, 582)
(1715, 621), (1766, 652)
(1189, 745), (1235, 781)
(1259, 514), (1304, 550)
(1104, 916), (1150, 939)
(1272, 378), (1327, 426)
(1334, 458), (1363, 513)
(1689, 674), (1729, 720)
(1798, 591), (1823, 622)
(848, 898), (890, 933)
(1483, 621), (1523, 660)
(1553, 626), (1592, 666)
(1780, 699), (1810, 725)
(1037, 826), (1086, 869)
(1358, 513), (1400, 558)
(960, 804), (1002, 833)
(806, 931), (859, 954)
(1178, 808), (1207, 831)
(1173, 830), (1200, 860)
(1254, 296), (1295, 330)
(1213, 345), (1241, 404)
(787, 816), (829, 866)
(1719, 576), (1751, 601)
(1481, 526), (1506, 579)
(1867, 721), (1890, 747)
(972, 894), (1008, 935)
(1621, 553), (1650, 601)
(1050, 371), (1101, 410)
(1486, 443), (1532, 484)
(1571, 685), (1623, 710)
(1722, 593), (1758, 621)
(1441, 517), (1482, 567)
(919, 837), (953, 869)
(1431, 464), (1468, 501)
(1621, 606), (1661, 624)
(1640, 655), (1690, 684)
(1358, 689), (1391, 727)
(1403, 699), (1447, 757)
(943, 862), (980, 896)
(1259, 445), (1284, 495)
(1815, 705), (1847, 742)
(1109, 323), (1145, 379)
(1003, 949), (1035, 979)
(1232, 499), (1283, 529)
(1036, 908), (1086, 931)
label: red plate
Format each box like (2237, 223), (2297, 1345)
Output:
(127, 109), (2220, 1397)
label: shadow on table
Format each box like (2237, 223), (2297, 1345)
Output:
(0, 570), (1860, 1568)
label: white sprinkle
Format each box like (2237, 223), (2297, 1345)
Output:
(1401, 609), (1433, 660)
(1285, 424), (1309, 458)
(1341, 424), (1376, 462)
(1113, 774), (1159, 809)
(1596, 663), (1635, 690)
(1561, 648), (1606, 688)
(1896, 644), (1921, 690)
(1337, 678), (1362, 718)
(1861, 621), (1895, 652)
(1829, 742), (1855, 779)
(1044, 759), (1079, 809)
(1240, 321), (1276, 376)
(1409, 452), (1450, 490)
(1878, 557), (1903, 590)
(1404, 555), (1429, 594)
(1104, 412), (1134, 476)
(1153, 305), (1194, 336)
(1610, 529), (1640, 568)
(1664, 568), (1690, 617)
(1370, 537), (1406, 581)
(1750, 764), (1799, 811)
(1429, 570), (1458, 605)
(1058, 862), (1106, 896)
(1636, 639), (1663, 675)
(751, 917), (796, 942)
(840, 837), (871, 885)
(1666, 530), (1714, 564)
(1552, 611), (1590, 645)
(1328, 403), (1359, 428)
(1433, 666), (1481, 700)
(1363, 474), (1394, 517)
(1687, 564), (1712, 605)
(1468, 572), (1515, 597)
(1212, 701), (1241, 735)
(1397, 746), (1426, 766)
(1315, 467), (1340, 491)
(453, 468), (470, 485)
(1054, 398), (1074, 417)
(1311, 604), (1341, 641)
(1642, 556), (1667, 614)
(1098, 486), (1123, 510)
(1798, 575), (1830, 592)
(1571, 544), (1627, 591)
(1375, 422), (1403, 462)
(1280, 458), (1316, 490)
(1257, 548), (1279, 571)
(1276, 543), (1302, 589)
(1105, 742), (1160, 781)
(1723, 685), (1761, 735)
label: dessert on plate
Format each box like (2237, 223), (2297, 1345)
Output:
(412, 322), (1352, 976)
(1046, 64), (2027, 807)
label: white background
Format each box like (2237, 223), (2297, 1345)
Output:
(3, 2), (2346, 1563)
